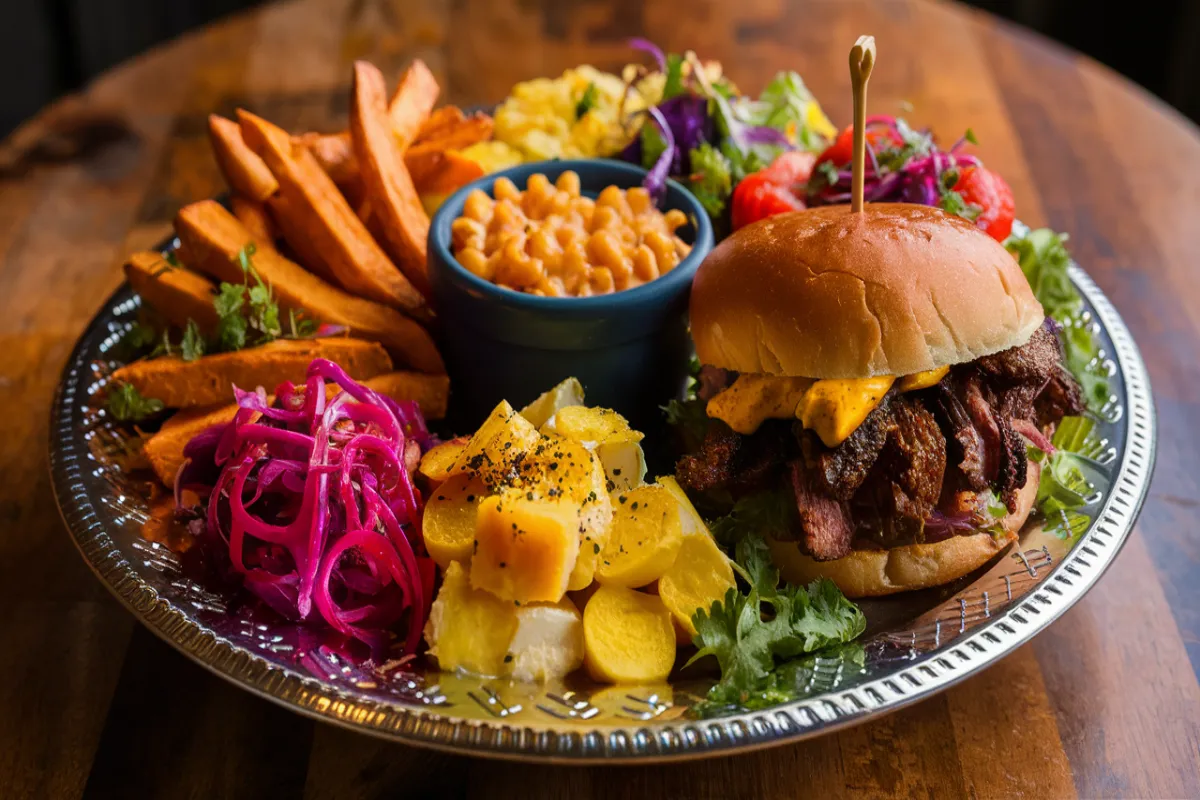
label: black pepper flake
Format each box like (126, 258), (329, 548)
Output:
(630, 501), (639, 511)
(618, 495), (627, 504)
(593, 543), (600, 554)
(613, 468), (622, 476)
(499, 561), (507, 568)
(504, 654), (513, 662)
(548, 462), (559, 471)
(466, 495), (475, 502)
(436, 495), (446, 501)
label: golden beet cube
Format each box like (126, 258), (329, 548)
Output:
(596, 485), (683, 589)
(448, 400), (540, 483)
(424, 561), (518, 677)
(470, 489), (581, 603)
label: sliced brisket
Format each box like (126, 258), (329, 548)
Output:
(788, 461), (854, 561)
(855, 396), (948, 544)
(930, 382), (989, 491)
(977, 325), (1060, 387)
(996, 415), (1028, 511)
(1035, 368), (1086, 426)
(675, 419), (786, 495)
(961, 375), (1002, 482)
(807, 404), (893, 500)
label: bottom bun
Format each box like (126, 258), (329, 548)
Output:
(769, 463), (1040, 598)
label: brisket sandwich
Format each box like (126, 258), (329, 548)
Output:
(679, 203), (1084, 597)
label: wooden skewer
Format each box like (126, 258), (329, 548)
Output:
(849, 35), (876, 214)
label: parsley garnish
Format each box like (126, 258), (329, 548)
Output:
(106, 381), (164, 422)
(687, 143), (733, 217)
(686, 535), (866, 715)
(574, 82), (599, 120)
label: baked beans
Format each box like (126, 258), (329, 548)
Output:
(451, 171), (692, 297)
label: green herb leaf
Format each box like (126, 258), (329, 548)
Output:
(738, 70), (831, 152)
(180, 319), (206, 362)
(937, 187), (982, 222)
(574, 82), (599, 120)
(964, 127), (979, 146)
(693, 642), (866, 717)
(661, 53), (686, 100)
(106, 381), (164, 422)
(287, 308), (319, 339)
(120, 322), (158, 352)
(687, 534), (866, 714)
(1005, 229), (1112, 409)
(164, 250), (182, 268)
(237, 242), (258, 276)
(640, 120), (669, 171)
(1034, 415), (1098, 539)
(708, 490), (796, 548)
(687, 142), (733, 217)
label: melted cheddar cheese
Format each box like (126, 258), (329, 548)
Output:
(896, 365), (950, 393)
(705, 366), (949, 449)
(705, 375), (814, 435)
(794, 377), (895, 446)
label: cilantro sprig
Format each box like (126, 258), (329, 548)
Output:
(105, 382), (164, 422)
(686, 534), (866, 716)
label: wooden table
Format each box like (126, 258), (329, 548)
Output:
(2, 0), (1198, 796)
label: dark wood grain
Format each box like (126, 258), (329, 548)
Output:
(1, 0), (1198, 797)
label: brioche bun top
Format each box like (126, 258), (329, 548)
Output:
(689, 203), (1044, 378)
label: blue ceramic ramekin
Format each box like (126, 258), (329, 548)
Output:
(427, 159), (714, 432)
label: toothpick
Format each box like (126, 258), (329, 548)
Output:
(849, 35), (876, 214)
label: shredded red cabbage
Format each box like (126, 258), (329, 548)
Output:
(175, 358), (433, 657)
(808, 116), (980, 207)
(627, 37), (666, 72)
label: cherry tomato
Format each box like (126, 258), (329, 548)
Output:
(814, 116), (904, 167)
(953, 166), (1015, 241)
(757, 151), (816, 188)
(731, 173), (806, 230)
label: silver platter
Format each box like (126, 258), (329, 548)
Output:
(49, 247), (1155, 763)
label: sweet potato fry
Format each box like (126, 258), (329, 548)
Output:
(294, 131), (359, 185)
(414, 105), (466, 144)
(411, 112), (493, 153)
(387, 58), (440, 149)
(351, 61), (432, 296)
(208, 115), (278, 202)
(229, 195), (278, 248)
(124, 251), (220, 335)
(175, 201), (443, 372)
(264, 192), (336, 283)
(110, 337), (393, 409)
(301, 107), (488, 195)
(406, 148), (485, 196)
(143, 370), (450, 486)
(237, 110), (429, 320)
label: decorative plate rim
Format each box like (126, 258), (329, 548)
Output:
(48, 260), (1156, 764)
